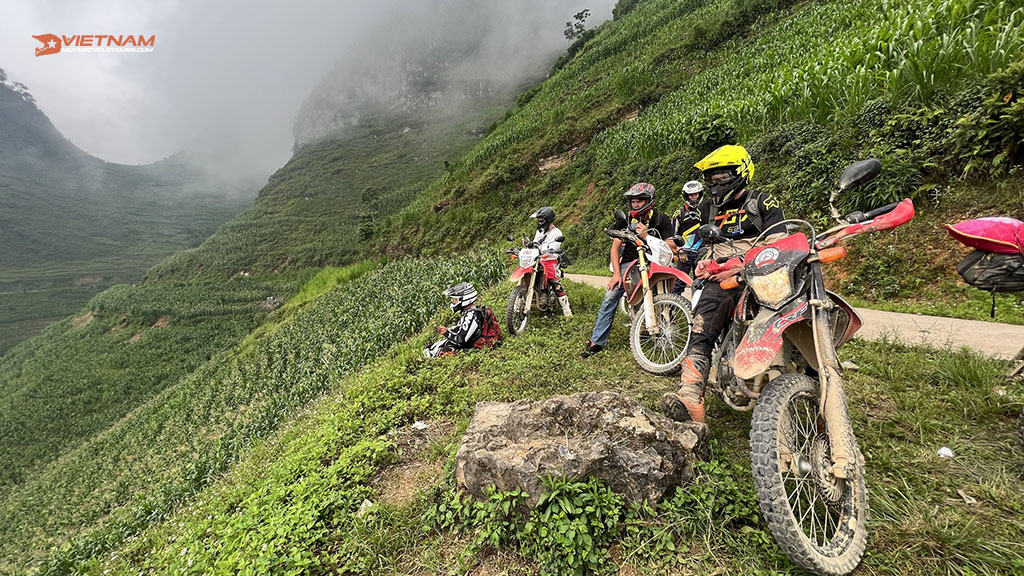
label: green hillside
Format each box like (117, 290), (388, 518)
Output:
(1, 0), (1023, 573)
(0, 68), (256, 352)
(374, 0), (1024, 319)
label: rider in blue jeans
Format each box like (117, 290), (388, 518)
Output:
(581, 183), (676, 358)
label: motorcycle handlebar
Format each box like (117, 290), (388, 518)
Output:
(845, 201), (899, 224)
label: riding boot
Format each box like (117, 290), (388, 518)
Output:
(558, 295), (573, 317)
(660, 353), (710, 423)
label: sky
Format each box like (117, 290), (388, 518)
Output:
(1, 0), (615, 177)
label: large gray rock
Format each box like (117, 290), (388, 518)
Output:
(456, 391), (707, 505)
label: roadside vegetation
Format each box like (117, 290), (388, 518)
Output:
(80, 281), (1024, 576)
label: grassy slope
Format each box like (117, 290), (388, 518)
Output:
(0, 96), (509, 571)
(0, 255), (503, 574)
(87, 280), (1024, 575)
(0, 96), (503, 491)
(146, 104), (500, 282)
(373, 0), (1024, 321)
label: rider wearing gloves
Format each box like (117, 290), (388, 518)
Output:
(424, 283), (486, 358)
(661, 146), (786, 423)
(581, 182), (677, 358)
(531, 206), (572, 317)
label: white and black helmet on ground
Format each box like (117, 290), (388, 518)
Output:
(443, 282), (478, 313)
(531, 206), (556, 230)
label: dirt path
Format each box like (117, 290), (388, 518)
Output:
(565, 274), (1024, 361)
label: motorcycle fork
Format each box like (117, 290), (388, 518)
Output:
(808, 260), (856, 479)
(637, 251), (659, 335)
(522, 265), (538, 314)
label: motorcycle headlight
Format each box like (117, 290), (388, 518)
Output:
(746, 267), (793, 309)
(518, 248), (539, 268)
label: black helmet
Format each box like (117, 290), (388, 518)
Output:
(443, 282), (478, 313)
(624, 182), (656, 220)
(530, 206), (556, 230)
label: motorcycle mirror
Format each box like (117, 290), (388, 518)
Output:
(613, 209), (627, 227)
(830, 159), (882, 222)
(554, 235), (565, 243)
(838, 159), (882, 191)
(506, 234), (515, 242)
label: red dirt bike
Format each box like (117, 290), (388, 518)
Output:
(697, 159), (914, 575)
(505, 234), (566, 335)
(604, 213), (694, 376)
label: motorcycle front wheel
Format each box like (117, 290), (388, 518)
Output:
(629, 293), (692, 376)
(506, 285), (529, 336)
(750, 373), (868, 576)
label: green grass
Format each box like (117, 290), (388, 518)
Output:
(0, 253), (503, 574)
(70, 280), (1024, 576)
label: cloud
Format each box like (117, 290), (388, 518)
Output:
(1, 0), (615, 175)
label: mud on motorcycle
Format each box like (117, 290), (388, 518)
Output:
(695, 159), (914, 576)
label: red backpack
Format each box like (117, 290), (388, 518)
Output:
(473, 306), (501, 349)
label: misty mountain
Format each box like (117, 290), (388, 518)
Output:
(293, 0), (583, 147)
(0, 68), (256, 351)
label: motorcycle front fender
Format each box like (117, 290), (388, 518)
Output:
(734, 298), (811, 381)
(647, 262), (692, 286)
(509, 266), (532, 282)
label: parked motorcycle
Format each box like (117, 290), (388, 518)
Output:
(697, 159), (914, 575)
(505, 234), (566, 335)
(604, 212), (694, 375)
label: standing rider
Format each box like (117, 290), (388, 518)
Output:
(581, 183), (677, 358)
(660, 146), (786, 423)
(671, 180), (706, 288)
(530, 206), (572, 317)
(424, 283), (486, 358)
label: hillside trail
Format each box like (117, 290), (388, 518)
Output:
(565, 273), (1024, 363)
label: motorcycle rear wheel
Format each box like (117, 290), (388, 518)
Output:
(506, 285), (529, 336)
(629, 293), (692, 376)
(750, 373), (868, 576)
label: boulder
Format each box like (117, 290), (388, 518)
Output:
(456, 391), (707, 505)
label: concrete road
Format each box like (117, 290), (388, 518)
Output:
(565, 274), (1024, 361)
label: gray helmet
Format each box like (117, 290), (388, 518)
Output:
(530, 206), (556, 230)
(443, 282), (478, 313)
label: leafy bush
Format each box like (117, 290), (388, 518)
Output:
(953, 60), (1024, 177)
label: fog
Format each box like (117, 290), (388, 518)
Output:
(1, 0), (616, 179)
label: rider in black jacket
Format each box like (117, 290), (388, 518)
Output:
(661, 146), (786, 423)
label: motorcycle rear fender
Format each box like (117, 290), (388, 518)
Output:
(734, 298), (811, 380)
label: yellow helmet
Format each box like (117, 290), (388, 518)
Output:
(695, 145), (754, 207)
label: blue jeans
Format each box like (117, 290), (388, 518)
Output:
(589, 284), (626, 347)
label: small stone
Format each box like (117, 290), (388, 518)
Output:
(841, 360), (860, 371)
(411, 421), (429, 431)
(993, 387), (1007, 397)
(357, 499), (374, 517)
(937, 446), (955, 459)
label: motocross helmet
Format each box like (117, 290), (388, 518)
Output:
(443, 282), (478, 313)
(695, 145), (754, 207)
(530, 206), (556, 231)
(624, 182), (656, 220)
(682, 180), (704, 206)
